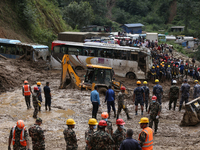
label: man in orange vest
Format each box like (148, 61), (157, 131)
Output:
(138, 117), (153, 150)
(22, 80), (32, 109)
(8, 120), (30, 150)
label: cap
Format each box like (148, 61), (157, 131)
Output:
(36, 118), (42, 123)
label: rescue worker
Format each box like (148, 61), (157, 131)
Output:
(155, 65), (160, 79)
(63, 119), (78, 150)
(43, 82), (52, 111)
(22, 80), (32, 109)
(160, 65), (165, 82)
(179, 79), (190, 111)
(169, 80), (179, 110)
(112, 119), (126, 150)
(138, 117), (153, 149)
(28, 118), (45, 150)
(148, 96), (161, 134)
(184, 63), (189, 79)
(90, 86), (101, 119)
(117, 86), (132, 120)
(105, 85), (116, 118)
(101, 112), (113, 136)
(8, 120), (30, 150)
(142, 81), (150, 112)
(172, 64), (176, 78)
(193, 80), (200, 99)
(85, 118), (98, 150)
(175, 65), (179, 79)
(133, 81), (145, 115)
(150, 66), (156, 81)
(32, 87), (39, 118)
(166, 65), (172, 81)
(153, 79), (163, 106)
(37, 82), (42, 111)
(89, 120), (114, 150)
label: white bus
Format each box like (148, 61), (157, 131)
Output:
(51, 41), (152, 79)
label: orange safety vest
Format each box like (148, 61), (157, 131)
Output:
(138, 127), (153, 150)
(12, 126), (27, 147)
(23, 85), (31, 96)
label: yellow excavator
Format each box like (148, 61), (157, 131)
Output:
(60, 54), (129, 95)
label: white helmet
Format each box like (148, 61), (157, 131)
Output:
(172, 80), (177, 84)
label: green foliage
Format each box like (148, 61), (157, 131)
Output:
(62, 1), (94, 29)
(195, 46), (200, 61)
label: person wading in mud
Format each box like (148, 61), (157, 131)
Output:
(22, 80), (32, 109)
(43, 82), (52, 111)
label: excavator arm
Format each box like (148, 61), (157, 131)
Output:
(60, 54), (81, 89)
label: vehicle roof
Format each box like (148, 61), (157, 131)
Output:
(0, 38), (21, 45)
(86, 64), (112, 70)
(123, 23), (144, 28)
(17, 43), (49, 49)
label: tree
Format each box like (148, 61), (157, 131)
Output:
(63, 1), (94, 29)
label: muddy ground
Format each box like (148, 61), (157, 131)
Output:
(0, 59), (200, 150)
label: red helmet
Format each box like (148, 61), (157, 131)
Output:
(176, 65), (178, 67)
(173, 64), (175, 66)
(186, 63), (188, 65)
(34, 87), (39, 91)
(152, 96), (157, 100)
(161, 59), (163, 61)
(120, 86), (126, 91)
(164, 60), (166, 62)
(101, 112), (109, 119)
(98, 120), (107, 126)
(116, 119), (125, 125)
(171, 61), (173, 63)
(16, 120), (25, 129)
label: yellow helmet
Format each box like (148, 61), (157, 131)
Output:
(152, 66), (155, 69)
(139, 117), (149, 124)
(88, 118), (98, 125)
(66, 119), (76, 125)
(168, 65), (170, 67)
(194, 80), (199, 83)
(136, 81), (141, 84)
(143, 81), (147, 84)
(155, 79), (159, 83)
(162, 62), (164, 64)
(37, 82), (41, 85)
(160, 63), (162, 66)
(157, 66), (159, 68)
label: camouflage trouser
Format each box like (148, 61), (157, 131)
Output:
(13, 145), (26, 150)
(169, 98), (178, 110)
(32, 141), (45, 150)
(117, 104), (128, 114)
(149, 116), (159, 132)
(66, 145), (78, 150)
(33, 102), (39, 118)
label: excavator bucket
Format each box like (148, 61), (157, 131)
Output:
(180, 97), (200, 126)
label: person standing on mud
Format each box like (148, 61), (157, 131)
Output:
(184, 63), (189, 79)
(148, 96), (161, 134)
(193, 80), (200, 99)
(169, 80), (179, 110)
(63, 119), (78, 150)
(113, 119), (126, 150)
(8, 120), (30, 150)
(153, 79), (163, 106)
(116, 86), (132, 120)
(85, 118), (98, 150)
(37, 82), (42, 111)
(101, 112), (113, 136)
(22, 80), (32, 109)
(32, 87), (39, 118)
(89, 120), (114, 150)
(105, 85), (116, 118)
(142, 81), (150, 112)
(133, 81), (145, 115)
(90, 86), (101, 119)
(43, 82), (52, 111)
(138, 117), (153, 149)
(28, 118), (45, 150)
(179, 79), (190, 111)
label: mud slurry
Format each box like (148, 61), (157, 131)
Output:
(0, 71), (200, 150)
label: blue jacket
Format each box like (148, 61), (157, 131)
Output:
(90, 90), (100, 105)
(105, 89), (115, 102)
(120, 137), (142, 150)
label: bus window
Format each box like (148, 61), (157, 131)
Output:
(77, 47), (83, 55)
(0, 46), (4, 53)
(60, 46), (67, 54)
(113, 50), (122, 59)
(105, 49), (113, 58)
(83, 47), (89, 56)
(10, 47), (16, 55)
(88, 49), (95, 56)
(68, 46), (79, 55)
(121, 51), (127, 60)
(97, 49), (105, 57)
(53, 46), (60, 53)
(129, 52), (138, 61)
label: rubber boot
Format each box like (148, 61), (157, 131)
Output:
(179, 105), (182, 111)
(114, 111), (116, 118)
(169, 105), (171, 110)
(45, 106), (47, 111)
(116, 113), (119, 120)
(126, 113), (132, 120)
(49, 106), (51, 111)
(39, 106), (41, 111)
(108, 113), (110, 119)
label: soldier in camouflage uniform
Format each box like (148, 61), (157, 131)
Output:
(193, 80), (200, 99)
(148, 96), (161, 134)
(142, 81), (150, 112)
(32, 87), (39, 118)
(28, 118), (45, 150)
(8, 120), (30, 150)
(117, 86), (132, 120)
(85, 118), (98, 150)
(89, 120), (114, 150)
(169, 80), (179, 110)
(101, 112), (113, 136)
(112, 119), (126, 149)
(179, 79), (190, 111)
(153, 79), (163, 106)
(63, 119), (78, 150)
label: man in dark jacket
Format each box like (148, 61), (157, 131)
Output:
(105, 85), (116, 118)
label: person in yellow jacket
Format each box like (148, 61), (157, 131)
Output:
(138, 117), (153, 150)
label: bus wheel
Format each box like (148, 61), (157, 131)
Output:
(126, 73), (136, 79)
(98, 87), (107, 96)
(75, 66), (84, 70)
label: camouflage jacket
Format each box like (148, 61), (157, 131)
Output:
(32, 92), (38, 106)
(85, 128), (95, 150)
(106, 121), (113, 136)
(112, 128), (126, 149)
(28, 124), (45, 148)
(63, 128), (78, 149)
(89, 129), (114, 150)
(117, 92), (127, 105)
(149, 102), (161, 118)
(169, 85), (179, 99)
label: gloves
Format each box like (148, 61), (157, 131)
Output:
(123, 105), (125, 109)
(8, 146), (11, 150)
(38, 100), (41, 107)
(156, 115), (159, 119)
